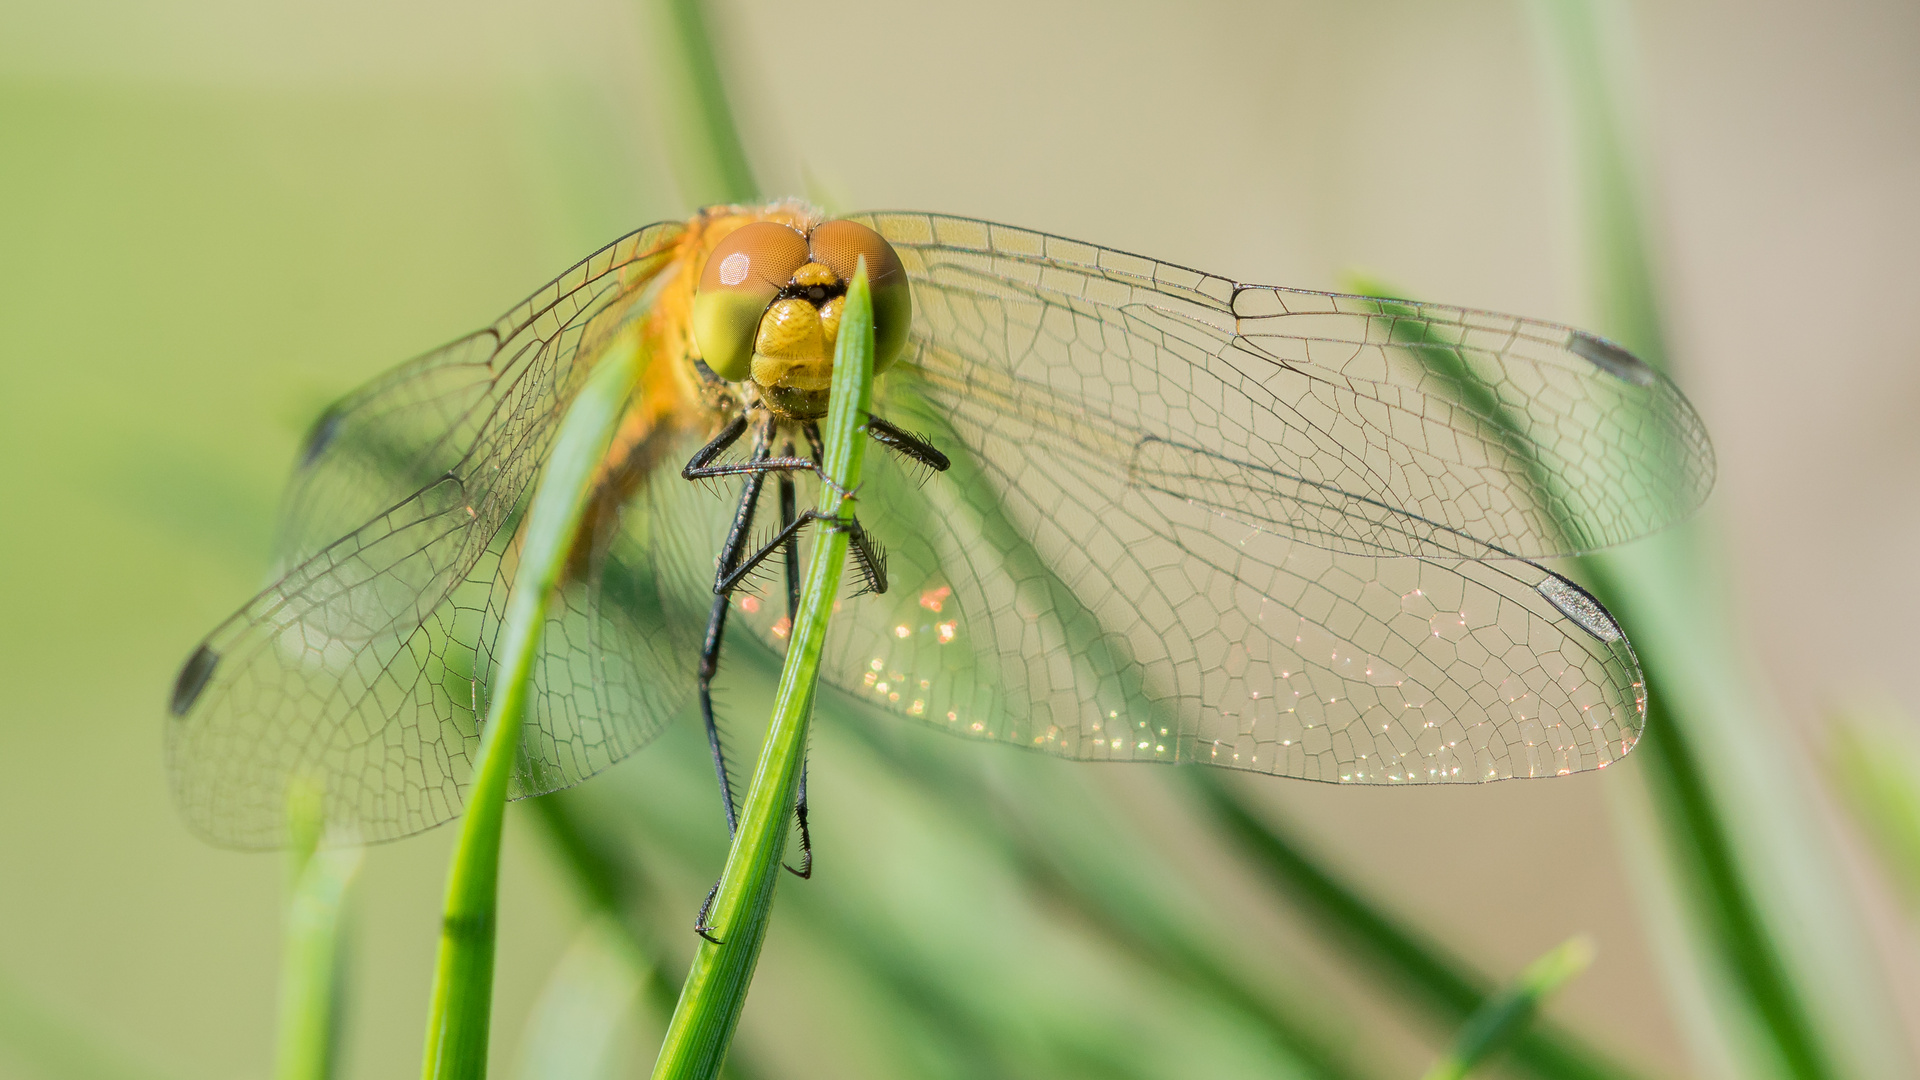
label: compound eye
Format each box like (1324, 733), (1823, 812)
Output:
(808, 220), (912, 374)
(692, 221), (810, 381)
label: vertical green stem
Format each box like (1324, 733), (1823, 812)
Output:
(274, 828), (361, 1080)
(419, 335), (646, 1080)
(642, 0), (759, 204)
(650, 264), (877, 1080)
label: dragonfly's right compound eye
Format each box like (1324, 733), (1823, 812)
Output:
(692, 221), (811, 381)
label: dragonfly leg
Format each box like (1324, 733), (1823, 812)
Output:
(776, 455), (814, 881)
(845, 517), (888, 595)
(785, 762), (813, 879)
(683, 407), (822, 484)
(865, 415), (951, 472)
(715, 509), (827, 595)
(694, 882), (723, 945)
(683, 411), (748, 476)
(779, 450), (803, 617)
(690, 423), (778, 945)
(698, 434), (774, 838)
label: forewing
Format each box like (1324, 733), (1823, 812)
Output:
(848, 212), (1713, 560)
(166, 221), (700, 848)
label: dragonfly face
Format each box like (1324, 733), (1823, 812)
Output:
(691, 217), (911, 419)
(166, 201), (1715, 850)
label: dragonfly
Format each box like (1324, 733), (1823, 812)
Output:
(166, 200), (1715, 857)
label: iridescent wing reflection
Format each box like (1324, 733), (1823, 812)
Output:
(730, 213), (1710, 783)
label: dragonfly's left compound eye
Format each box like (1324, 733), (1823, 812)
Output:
(693, 221), (810, 381)
(808, 220), (911, 374)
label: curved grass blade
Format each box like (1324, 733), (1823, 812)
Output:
(1531, 1), (1905, 1076)
(419, 331), (646, 1080)
(642, 0), (759, 204)
(1422, 937), (1595, 1080)
(276, 782), (361, 1080)
(649, 263), (877, 1080)
(823, 700), (1370, 1080)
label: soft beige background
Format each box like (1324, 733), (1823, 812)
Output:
(2, 0), (1916, 1077)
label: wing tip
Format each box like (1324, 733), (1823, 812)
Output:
(169, 643), (221, 717)
(1568, 330), (1657, 387)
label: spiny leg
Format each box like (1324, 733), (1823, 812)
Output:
(865, 414), (952, 472)
(778, 445), (813, 880)
(690, 414), (776, 943)
(716, 508), (891, 599)
(684, 409), (820, 484)
(697, 449), (770, 837)
(682, 411), (749, 477)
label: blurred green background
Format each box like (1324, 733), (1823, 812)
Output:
(3, 1), (1918, 1078)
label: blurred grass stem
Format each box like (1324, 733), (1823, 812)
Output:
(1422, 937), (1595, 1080)
(275, 782), (361, 1080)
(643, 0), (758, 205)
(419, 333), (645, 1080)
(1189, 772), (1642, 1080)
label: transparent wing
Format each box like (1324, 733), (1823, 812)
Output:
(165, 221), (704, 849)
(849, 212), (1713, 561)
(730, 213), (1670, 781)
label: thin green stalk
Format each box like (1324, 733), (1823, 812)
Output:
(420, 334), (646, 1080)
(1187, 772), (1645, 1080)
(650, 263), (878, 1079)
(642, 0), (759, 204)
(1422, 937), (1595, 1080)
(276, 782), (361, 1080)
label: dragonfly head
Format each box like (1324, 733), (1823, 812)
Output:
(692, 218), (911, 419)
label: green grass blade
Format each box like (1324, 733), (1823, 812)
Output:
(1609, 687), (1832, 1079)
(641, 0), (759, 204)
(419, 334), (646, 1080)
(1422, 937), (1595, 1080)
(649, 263), (877, 1080)
(1827, 705), (1920, 915)
(275, 783), (362, 1080)
(805, 686), (1367, 1078)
